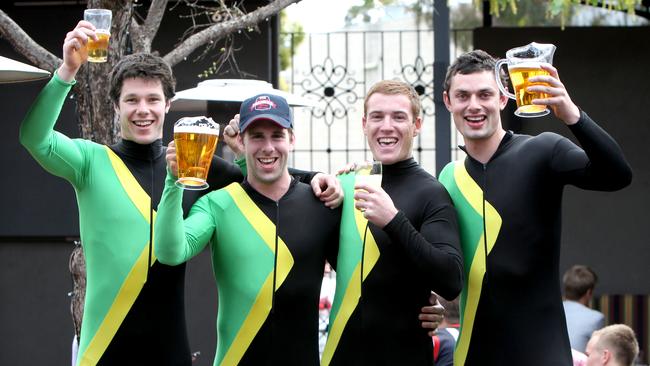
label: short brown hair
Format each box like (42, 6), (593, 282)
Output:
(591, 324), (639, 366)
(443, 49), (508, 94)
(563, 265), (598, 301)
(109, 53), (176, 105)
(364, 80), (421, 120)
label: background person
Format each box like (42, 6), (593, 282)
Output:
(564, 264), (606, 352)
(438, 49), (632, 365)
(585, 324), (640, 366)
(432, 295), (460, 366)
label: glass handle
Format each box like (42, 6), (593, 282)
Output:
(494, 59), (515, 100)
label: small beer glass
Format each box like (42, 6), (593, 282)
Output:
(353, 160), (382, 211)
(83, 9), (112, 63)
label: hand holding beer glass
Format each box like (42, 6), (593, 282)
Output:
(174, 117), (220, 190)
(495, 42), (556, 118)
(83, 9), (111, 63)
(354, 161), (382, 212)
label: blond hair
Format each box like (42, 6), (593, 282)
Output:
(364, 80), (421, 120)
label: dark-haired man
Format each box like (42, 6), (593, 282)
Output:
(563, 265), (605, 352)
(20, 21), (340, 366)
(438, 49), (632, 365)
(155, 93), (341, 365)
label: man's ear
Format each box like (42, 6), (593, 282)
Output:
(443, 91), (452, 111)
(413, 116), (422, 137)
(601, 348), (612, 364)
(289, 130), (296, 151)
(362, 115), (368, 136)
(499, 93), (508, 111)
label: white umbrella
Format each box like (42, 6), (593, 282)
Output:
(0, 55), (50, 84)
(171, 79), (318, 112)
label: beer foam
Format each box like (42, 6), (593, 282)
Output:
(174, 125), (220, 134)
(508, 62), (544, 70)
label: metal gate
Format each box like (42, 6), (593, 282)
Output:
(282, 29), (471, 175)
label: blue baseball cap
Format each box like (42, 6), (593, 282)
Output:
(239, 93), (293, 132)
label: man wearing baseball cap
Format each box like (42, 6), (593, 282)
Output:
(154, 93), (341, 365)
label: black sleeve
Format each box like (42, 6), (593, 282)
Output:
(551, 110), (632, 191)
(383, 185), (463, 300)
(205, 154), (245, 190)
(325, 207), (342, 270)
(289, 167), (319, 184)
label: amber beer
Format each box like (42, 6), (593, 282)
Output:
(87, 31), (110, 63)
(174, 123), (219, 190)
(508, 62), (551, 116)
(83, 9), (112, 63)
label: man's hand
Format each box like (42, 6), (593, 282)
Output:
(336, 162), (356, 176)
(223, 114), (244, 158)
(353, 183), (398, 228)
(166, 140), (179, 177)
(419, 293), (445, 337)
(311, 173), (344, 209)
(529, 63), (581, 125)
(58, 21), (98, 82)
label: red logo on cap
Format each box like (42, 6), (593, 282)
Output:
(250, 96), (276, 111)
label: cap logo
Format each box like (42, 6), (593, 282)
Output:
(250, 96), (276, 111)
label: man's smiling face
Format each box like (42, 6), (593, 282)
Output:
(363, 92), (421, 165)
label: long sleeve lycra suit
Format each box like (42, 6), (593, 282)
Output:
(154, 176), (340, 366)
(438, 111), (632, 366)
(323, 158), (464, 366)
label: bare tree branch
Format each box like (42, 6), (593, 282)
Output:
(163, 0), (301, 67)
(130, 15), (146, 53)
(144, 0), (169, 45)
(0, 10), (60, 71)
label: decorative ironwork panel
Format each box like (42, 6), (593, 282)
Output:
(282, 29), (472, 175)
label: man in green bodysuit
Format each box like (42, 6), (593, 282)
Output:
(155, 93), (342, 365)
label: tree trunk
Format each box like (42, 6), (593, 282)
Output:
(69, 242), (86, 339)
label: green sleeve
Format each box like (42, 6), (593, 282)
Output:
(154, 171), (215, 265)
(234, 156), (247, 175)
(18, 73), (84, 184)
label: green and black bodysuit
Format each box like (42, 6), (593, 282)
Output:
(324, 158), (464, 366)
(155, 176), (340, 366)
(438, 112), (632, 366)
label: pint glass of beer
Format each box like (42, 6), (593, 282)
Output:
(83, 9), (112, 63)
(494, 42), (556, 118)
(173, 117), (220, 190)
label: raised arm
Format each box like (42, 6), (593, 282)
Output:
(19, 21), (99, 183)
(154, 149), (215, 265)
(552, 112), (632, 191)
(529, 64), (632, 190)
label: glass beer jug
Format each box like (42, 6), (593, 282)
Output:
(173, 116), (220, 190)
(494, 42), (556, 118)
